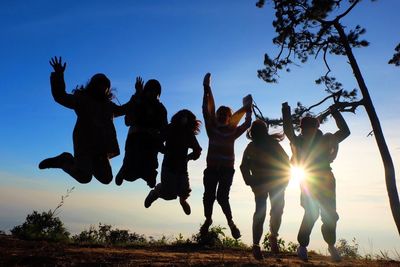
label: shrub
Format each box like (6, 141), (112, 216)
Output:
(11, 210), (70, 242)
(194, 225), (247, 249)
(262, 232), (298, 253)
(72, 223), (147, 246)
(335, 238), (361, 259)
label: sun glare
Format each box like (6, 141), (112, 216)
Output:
(289, 166), (306, 187)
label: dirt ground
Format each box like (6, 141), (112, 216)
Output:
(1, 235), (399, 267)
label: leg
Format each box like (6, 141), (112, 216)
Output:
(145, 183), (161, 208)
(297, 193), (320, 247)
(269, 186), (286, 238)
(50, 152), (93, 184)
(269, 185), (286, 253)
(320, 173), (339, 246)
(252, 188), (267, 246)
(200, 168), (219, 235)
(216, 168), (240, 239)
(92, 155), (113, 185)
(203, 168), (219, 220)
(216, 168), (234, 221)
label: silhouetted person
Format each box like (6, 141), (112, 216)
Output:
(115, 77), (168, 188)
(240, 119), (290, 260)
(200, 73), (252, 239)
(282, 102), (350, 262)
(39, 57), (127, 184)
(144, 110), (202, 215)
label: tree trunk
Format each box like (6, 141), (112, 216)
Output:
(334, 22), (400, 235)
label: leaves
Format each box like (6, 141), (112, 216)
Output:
(388, 43), (400, 66)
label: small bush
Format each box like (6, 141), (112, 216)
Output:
(335, 238), (361, 259)
(11, 210), (70, 242)
(194, 225), (247, 249)
(262, 232), (298, 253)
(72, 223), (147, 246)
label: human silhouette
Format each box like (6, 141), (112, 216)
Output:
(144, 109), (202, 215)
(200, 73), (252, 239)
(282, 102), (350, 262)
(39, 57), (127, 184)
(115, 77), (168, 188)
(240, 119), (290, 260)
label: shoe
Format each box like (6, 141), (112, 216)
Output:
(228, 220), (241, 239)
(328, 245), (341, 262)
(115, 169), (124, 186)
(252, 244), (263, 260)
(199, 218), (213, 236)
(146, 177), (156, 188)
(39, 152), (73, 169)
(269, 235), (279, 254)
(144, 189), (158, 208)
(297, 246), (308, 261)
(179, 199), (191, 215)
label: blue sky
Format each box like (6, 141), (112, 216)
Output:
(1, 0), (399, 255)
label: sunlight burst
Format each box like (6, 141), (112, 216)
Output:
(289, 166), (306, 187)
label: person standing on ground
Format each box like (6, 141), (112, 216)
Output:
(282, 102), (350, 262)
(240, 119), (290, 260)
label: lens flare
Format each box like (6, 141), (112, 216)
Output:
(289, 166), (306, 187)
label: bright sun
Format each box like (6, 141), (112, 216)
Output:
(289, 166), (306, 187)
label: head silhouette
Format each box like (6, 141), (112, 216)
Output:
(216, 106), (233, 126)
(144, 79), (161, 100)
(247, 119), (284, 142)
(300, 116), (320, 138)
(86, 73), (113, 101)
(171, 109), (201, 135)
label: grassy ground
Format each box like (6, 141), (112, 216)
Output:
(1, 235), (399, 267)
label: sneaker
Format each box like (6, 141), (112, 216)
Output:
(269, 235), (279, 254)
(297, 246), (308, 261)
(115, 169), (124, 186)
(179, 199), (191, 215)
(328, 245), (341, 262)
(252, 244), (263, 260)
(144, 189), (158, 208)
(39, 152), (73, 169)
(146, 176), (156, 188)
(228, 220), (241, 239)
(199, 218), (213, 236)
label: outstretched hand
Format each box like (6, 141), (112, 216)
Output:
(203, 73), (211, 88)
(49, 57), (66, 73)
(135, 76), (144, 93)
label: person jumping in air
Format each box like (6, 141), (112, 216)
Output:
(240, 119), (290, 260)
(39, 57), (127, 184)
(282, 102), (350, 262)
(200, 72), (252, 239)
(115, 77), (168, 188)
(144, 109), (202, 215)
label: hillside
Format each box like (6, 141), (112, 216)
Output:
(1, 235), (399, 267)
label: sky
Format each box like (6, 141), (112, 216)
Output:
(1, 0), (400, 256)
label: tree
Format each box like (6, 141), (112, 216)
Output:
(255, 0), (400, 235)
(388, 43), (400, 66)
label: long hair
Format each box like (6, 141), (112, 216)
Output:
(73, 73), (114, 101)
(170, 109), (201, 136)
(247, 119), (284, 143)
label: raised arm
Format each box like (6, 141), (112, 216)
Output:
(235, 108), (252, 139)
(330, 105), (350, 143)
(281, 102), (297, 143)
(123, 76), (145, 125)
(230, 94), (253, 127)
(202, 73), (216, 128)
(49, 57), (76, 109)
